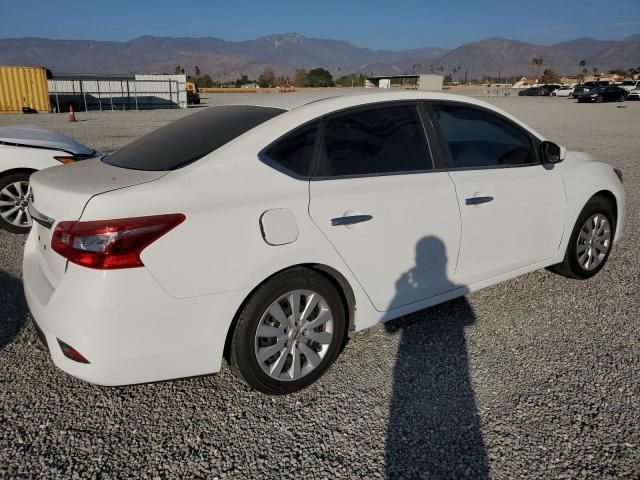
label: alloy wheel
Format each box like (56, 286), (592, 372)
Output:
(576, 214), (611, 271)
(0, 181), (32, 228)
(254, 289), (334, 382)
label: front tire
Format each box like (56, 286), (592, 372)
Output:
(230, 267), (346, 394)
(0, 172), (33, 234)
(549, 196), (615, 279)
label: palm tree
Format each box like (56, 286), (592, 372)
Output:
(531, 57), (544, 79)
(579, 60), (587, 82)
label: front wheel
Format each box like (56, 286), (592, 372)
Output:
(549, 196), (615, 279)
(0, 172), (33, 234)
(230, 267), (346, 394)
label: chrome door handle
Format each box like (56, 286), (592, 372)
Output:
(465, 196), (494, 206)
(331, 215), (373, 226)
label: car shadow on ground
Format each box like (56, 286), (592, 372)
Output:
(0, 271), (28, 350)
(384, 236), (488, 479)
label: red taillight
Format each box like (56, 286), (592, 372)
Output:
(51, 214), (186, 270)
(57, 339), (90, 364)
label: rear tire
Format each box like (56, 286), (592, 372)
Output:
(0, 172), (33, 234)
(230, 267), (346, 394)
(549, 196), (615, 279)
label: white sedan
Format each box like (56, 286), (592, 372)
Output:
(23, 92), (625, 394)
(551, 86), (574, 97)
(0, 125), (97, 233)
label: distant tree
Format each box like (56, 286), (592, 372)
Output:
(292, 69), (309, 87)
(174, 65), (182, 75)
(235, 74), (251, 87)
(194, 65), (201, 78)
(200, 74), (214, 88)
(579, 60), (587, 82)
(444, 74), (453, 83)
(541, 68), (559, 84)
(336, 73), (365, 87)
(593, 67), (599, 76)
(412, 63), (421, 74)
(306, 67), (334, 87)
(258, 67), (276, 88)
(531, 57), (544, 78)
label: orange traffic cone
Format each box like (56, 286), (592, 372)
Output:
(68, 104), (77, 122)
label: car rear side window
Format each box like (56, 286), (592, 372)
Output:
(263, 121), (319, 177)
(432, 104), (538, 168)
(103, 105), (285, 171)
(315, 104), (432, 177)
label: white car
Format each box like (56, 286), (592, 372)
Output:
(0, 125), (97, 233)
(618, 80), (640, 92)
(551, 86), (574, 97)
(23, 92), (625, 394)
(628, 88), (640, 100)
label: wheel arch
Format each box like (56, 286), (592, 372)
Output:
(0, 168), (38, 180)
(591, 189), (617, 223)
(222, 263), (357, 362)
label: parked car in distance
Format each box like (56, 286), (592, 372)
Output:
(0, 125), (98, 233)
(628, 88), (640, 100)
(571, 85), (593, 98)
(618, 80), (640, 92)
(551, 86), (574, 97)
(23, 92), (625, 394)
(518, 87), (548, 96)
(541, 84), (562, 93)
(583, 80), (610, 87)
(577, 86), (628, 103)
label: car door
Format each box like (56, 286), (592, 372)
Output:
(427, 101), (566, 286)
(308, 102), (461, 312)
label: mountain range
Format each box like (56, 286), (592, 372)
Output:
(1, 33), (639, 79)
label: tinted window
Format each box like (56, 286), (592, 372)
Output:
(432, 104), (537, 168)
(316, 104), (431, 177)
(103, 106), (285, 171)
(264, 121), (319, 177)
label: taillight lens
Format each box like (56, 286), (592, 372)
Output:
(51, 214), (185, 269)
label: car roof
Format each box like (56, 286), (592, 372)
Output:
(219, 90), (546, 143)
(202, 89), (516, 112)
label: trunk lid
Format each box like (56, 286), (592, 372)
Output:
(28, 158), (166, 286)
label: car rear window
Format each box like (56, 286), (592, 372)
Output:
(103, 105), (285, 171)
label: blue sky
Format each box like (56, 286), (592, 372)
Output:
(1, 0), (639, 50)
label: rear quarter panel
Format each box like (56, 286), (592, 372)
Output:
(79, 119), (379, 331)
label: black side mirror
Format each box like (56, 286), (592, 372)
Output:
(542, 141), (563, 164)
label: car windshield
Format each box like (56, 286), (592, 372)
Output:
(621, 81), (636, 85)
(103, 105), (286, 171)
(590, 87), (606, 93)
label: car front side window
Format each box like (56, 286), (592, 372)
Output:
(431, 103), (538, 169)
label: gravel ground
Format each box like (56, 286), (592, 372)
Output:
(1, 95), (639, 479)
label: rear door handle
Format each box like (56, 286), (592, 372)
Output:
(331, 215), (373, 226)
(465, 196), (494, 206)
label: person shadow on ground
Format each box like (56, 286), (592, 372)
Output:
(384, 236), (489, 479)
(0, 271), (28, 351)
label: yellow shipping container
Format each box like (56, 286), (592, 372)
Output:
(0, 66), (51, 113)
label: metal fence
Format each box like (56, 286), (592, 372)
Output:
(476, 84), (512, 97)
(48, 77), (187, 112)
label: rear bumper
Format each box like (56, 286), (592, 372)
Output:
(23, 231), (249, 386)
